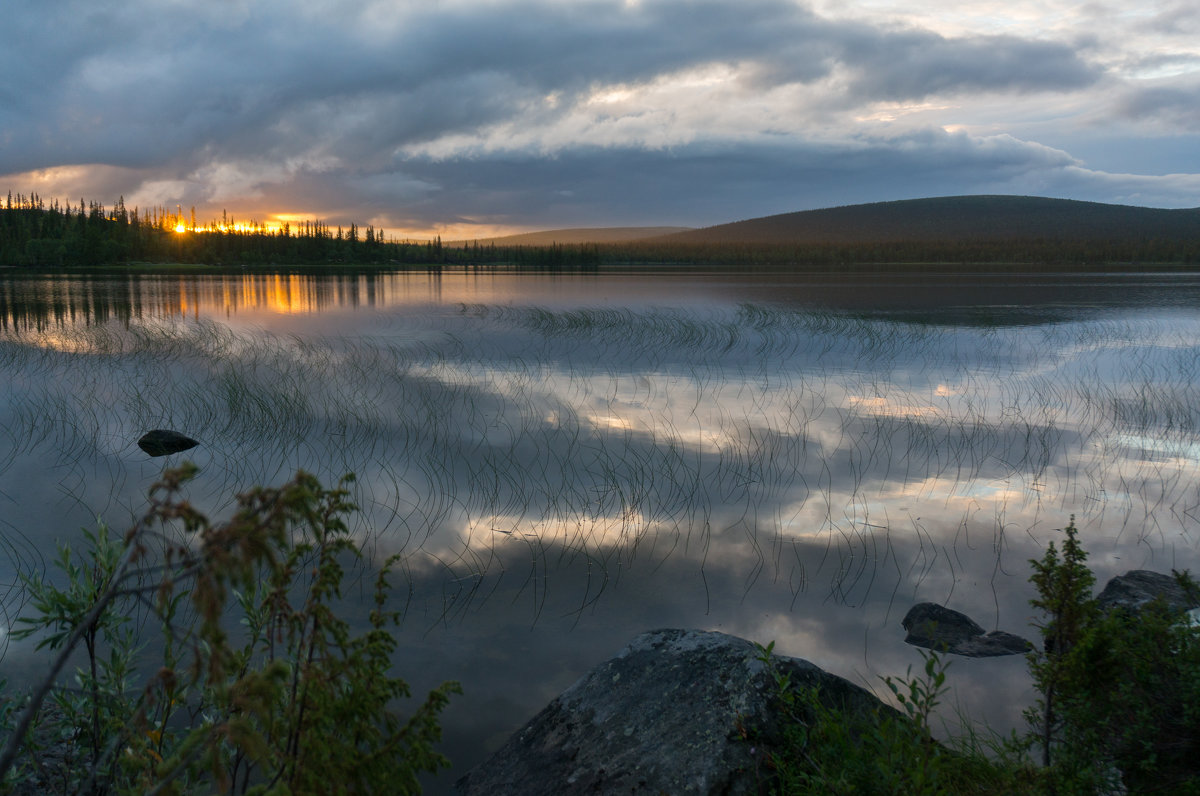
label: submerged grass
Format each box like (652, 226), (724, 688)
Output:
(1, 304), (1199, 635)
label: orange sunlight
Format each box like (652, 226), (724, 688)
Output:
(170, 208), (531, 243)
(173, 220), (286, 234)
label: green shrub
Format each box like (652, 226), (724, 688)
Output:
(1025, 516), (1098, 774)
(0, 465), (459, 795)
(1025, 517), (1200, 794)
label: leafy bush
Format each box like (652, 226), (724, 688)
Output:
(0, 465), (459, 795)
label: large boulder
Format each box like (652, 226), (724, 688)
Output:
(901, 602), (1032, 657)
(455, 628), (888, 796)
(1096, 570), (1199, 616)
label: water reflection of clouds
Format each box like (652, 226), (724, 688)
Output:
(379, 523), (1042, 768)
(6, 299), (1199, 568)
(6, 273), (1200, 789)
(451, 315), (1192, 566)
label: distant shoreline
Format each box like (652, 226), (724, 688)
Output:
(5, 260), (1200, 275)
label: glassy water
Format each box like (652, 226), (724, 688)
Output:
(3, 267), (1200, 790)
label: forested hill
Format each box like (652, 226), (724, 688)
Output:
(3, 193), (1199, 268)
(648, 196), (1200, 245)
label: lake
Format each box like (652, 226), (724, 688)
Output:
(3, 266), (1200, 790)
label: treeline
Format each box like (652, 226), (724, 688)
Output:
(595, 238), (1200, 267)
(3, 193), (1198, 270)
(0, 194), (601, 268)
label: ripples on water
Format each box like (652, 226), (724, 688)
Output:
(3, 268), (1200, 787)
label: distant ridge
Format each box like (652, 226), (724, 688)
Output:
(647, 196), (1200, 245)
(448, 226), (692, 247)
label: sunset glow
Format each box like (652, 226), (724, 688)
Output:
(171, 220), (290, 235)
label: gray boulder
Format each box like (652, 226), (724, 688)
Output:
(1096, 570), (1199, 615)
(901, 602), (1032, 657)
(137, 429), (199, 457)
(455, 628), (888, 796)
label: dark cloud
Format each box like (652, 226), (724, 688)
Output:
(0, 0), (1190, 230)
(1114, 80), (1200, 128)
(208, 130), (1100, 231)
(3, 3), (1097, 165)
(843, 31), (1098, 101)
(368, 132), (1079, 228)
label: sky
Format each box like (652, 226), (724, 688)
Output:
(1, 0), (1198, 238)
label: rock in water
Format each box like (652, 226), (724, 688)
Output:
(455, 628), (889, 796)
(137, 429), (199, 457)
(902, 602), (984, 648)
(901, 602), (1032, 657)
(1096, 570), (1200, 615)
(949, 630), (1035, 657)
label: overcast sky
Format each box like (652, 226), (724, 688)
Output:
(2, 0), (1198, 237)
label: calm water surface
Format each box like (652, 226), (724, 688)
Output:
(3, 267), (1200, 789)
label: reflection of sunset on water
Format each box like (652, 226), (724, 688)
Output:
(5, 269), (1200, 766)
(6, 268), (830, 333)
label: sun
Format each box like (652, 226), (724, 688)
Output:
(174, 223), (187, 233)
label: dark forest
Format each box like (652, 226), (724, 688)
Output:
(3, 193), (1198, 269)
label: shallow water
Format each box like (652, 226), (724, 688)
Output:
(3, 267), (1200, 789)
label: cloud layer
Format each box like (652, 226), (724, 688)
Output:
(2, 0), (1197, 236)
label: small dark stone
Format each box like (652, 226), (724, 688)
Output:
(137, 429), (199, 457)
